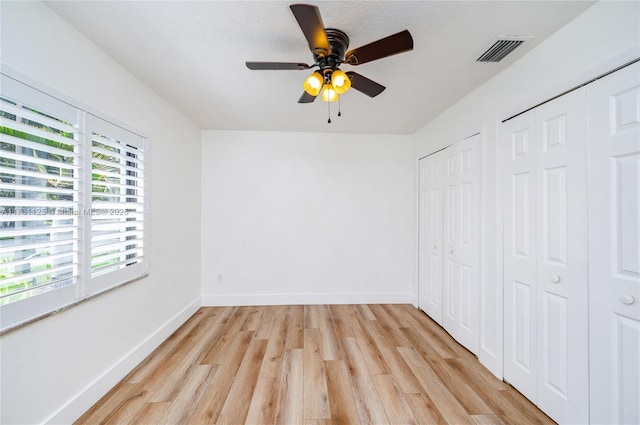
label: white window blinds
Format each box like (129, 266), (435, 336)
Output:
(89, 117), (146, 293)
(0, 73), (148, 331)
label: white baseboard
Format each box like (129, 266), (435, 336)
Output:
(45, 297), (201, 425)
(201, 292), (413, 306)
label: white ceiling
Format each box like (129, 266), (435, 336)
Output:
(45, 1), (595, 134)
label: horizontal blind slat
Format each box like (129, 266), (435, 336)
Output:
(0, 238), (79, 255)
(92, 157), (143, 175)
(0, 225), (77, 238)
(92, 132), (144, 156)
(0, 118), (78, 147)
(0, 101), (79, 134)
(4, 251), (78, 270)
(0, 165), (80, 183)
(0, 263), (76, 287)
(92, 145), (141, 164)
(0, 181), (76, 195)
(0, 149), (79, 172)
(0, 132), (79, 160)
(1, 199), (78, 207)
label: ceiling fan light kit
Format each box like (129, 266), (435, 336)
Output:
(246, 3), (414, 123)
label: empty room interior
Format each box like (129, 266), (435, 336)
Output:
(1, 1), (639, 424)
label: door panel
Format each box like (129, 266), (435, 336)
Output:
(588, 62), (640, 425)
(443, 146), (458, 333)
(418, 152), (444, 323)
(450, 136), (480, 353)
(502, 112), (537, 402)
(538, 88), (589, 424)
(503, 88), (589, 423)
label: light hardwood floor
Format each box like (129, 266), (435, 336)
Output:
(76, 304), (555, 425)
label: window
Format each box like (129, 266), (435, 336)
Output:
(0, 73), (148, 331)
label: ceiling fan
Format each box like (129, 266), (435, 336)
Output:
(246, 3), (413, 120)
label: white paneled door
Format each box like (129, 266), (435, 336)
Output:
(419, 135), (480, 354)
(502, 87), (589, 424)
(502, 111), (537, 402)
(443, 136), (480, 354)
(419, 150), (444, 324)
(535, 87), (589, 424)
(588, 62), (640, 425)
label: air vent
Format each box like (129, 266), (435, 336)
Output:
(476, 37), (529, 63)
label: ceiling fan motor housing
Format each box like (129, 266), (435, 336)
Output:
(315, 28), (349, 74)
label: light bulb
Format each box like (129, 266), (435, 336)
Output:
(303, 72), (323, 96)
(331, 69), (351, 95)
(321, 85), (338, 102)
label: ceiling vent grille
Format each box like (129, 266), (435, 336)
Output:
(476, 38), (527, 63)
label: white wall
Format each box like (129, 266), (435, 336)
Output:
(201, 130), (415, 305)
(413, 0), (640, 377)
(0, 2), (202, 424)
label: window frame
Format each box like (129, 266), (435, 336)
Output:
(0, 68), (150, 333)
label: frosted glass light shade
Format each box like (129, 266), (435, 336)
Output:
(303, 72), (323, 96)
(321, 85), (338, 102)
(331, 69), (351, 95)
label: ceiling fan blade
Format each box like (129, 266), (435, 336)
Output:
(290, 4), (331, 56)
(345, 30), (413, 65)
(298, 91), (317, 103)
(345, 72), (386, 98)
(246, 61), (310, 70)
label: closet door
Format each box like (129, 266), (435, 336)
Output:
(588, 62), (640, 425)
(418, 150), (444, 324)
(443, 146), (459, 335)
(444, 135), (480, 353)
(535, 88), (589, 424)
(502, 111), (538, 402)
(502, 88), (589, 424)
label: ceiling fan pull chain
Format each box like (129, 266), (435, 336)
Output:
(338, 97), (342, 117)
(328, 99), (332, 123)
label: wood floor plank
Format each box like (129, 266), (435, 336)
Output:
(285, 307), (304, 350)
(245, 376), (278, 425)
(159, 364), (215, 425)
(373, 374), (419, 425)
(216, 338), (268, 424)
(330, 305), (356, 339)
(363, 321), (423, 393)
(325, 360), (362, 425)
(341, 337), (389, 425)
(305, 305), (321, 329)
(397, 346), (473, 425)
(253, 308), (276, 340)
(240, 305), (264, 331)
(500, 388), (555, 425)
(75, 383), (140, 425)
(258, 312), (289, 379)
(396, 305), (462, 359)
(303, 328), (331, 420)
(404, 392), (447, 425)
(200, 307), (252, 365)
(128, 402), (171, 425)
(356, 304), (377, 321)
(445, 357), (509, 392)
(76, 305), (558, 425)
(125, 310), (204, 384)
(409, 340), (493, 414)
(350, 315), (389, 375)
(187, 330), (255, 424)
(274, 348), (304, 425)
(471, 413), (506, 425)
(149, 319), (225, 402)
(318, 305), (342, 360)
